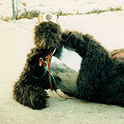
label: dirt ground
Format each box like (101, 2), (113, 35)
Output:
(0, 12), (124, 124)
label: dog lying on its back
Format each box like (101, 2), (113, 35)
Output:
(13, 14), (124, 109)
(61, 30), (124, 107)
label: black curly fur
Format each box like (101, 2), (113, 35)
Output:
(13, 47), (57, 109)
(13, 21), (124, 109)
(62, 30), (124, 107)
(13, 21), (62, 109)
(34, 21), (62, 49)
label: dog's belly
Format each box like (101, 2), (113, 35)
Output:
(51, 56), (79, 94)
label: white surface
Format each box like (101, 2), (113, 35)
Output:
(0, 11), (124, 124)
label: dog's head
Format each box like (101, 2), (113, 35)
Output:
(34, 21), (62, 51)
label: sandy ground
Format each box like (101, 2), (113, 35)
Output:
(0, 12), (124, 124)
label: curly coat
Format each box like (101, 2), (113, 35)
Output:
(62, 30), (124, 107)
(13, 21), (124, 109)
(13, 21), (62, 109)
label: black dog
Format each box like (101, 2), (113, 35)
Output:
(13, 21), (124, 109)
(62, 30), (124, 107)
(13, 21), (63, 109)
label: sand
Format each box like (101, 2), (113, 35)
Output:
(0, 12), (124, 124)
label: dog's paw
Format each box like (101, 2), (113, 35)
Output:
(13, 85), (49, 109)
(28, 87), (49, 109)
